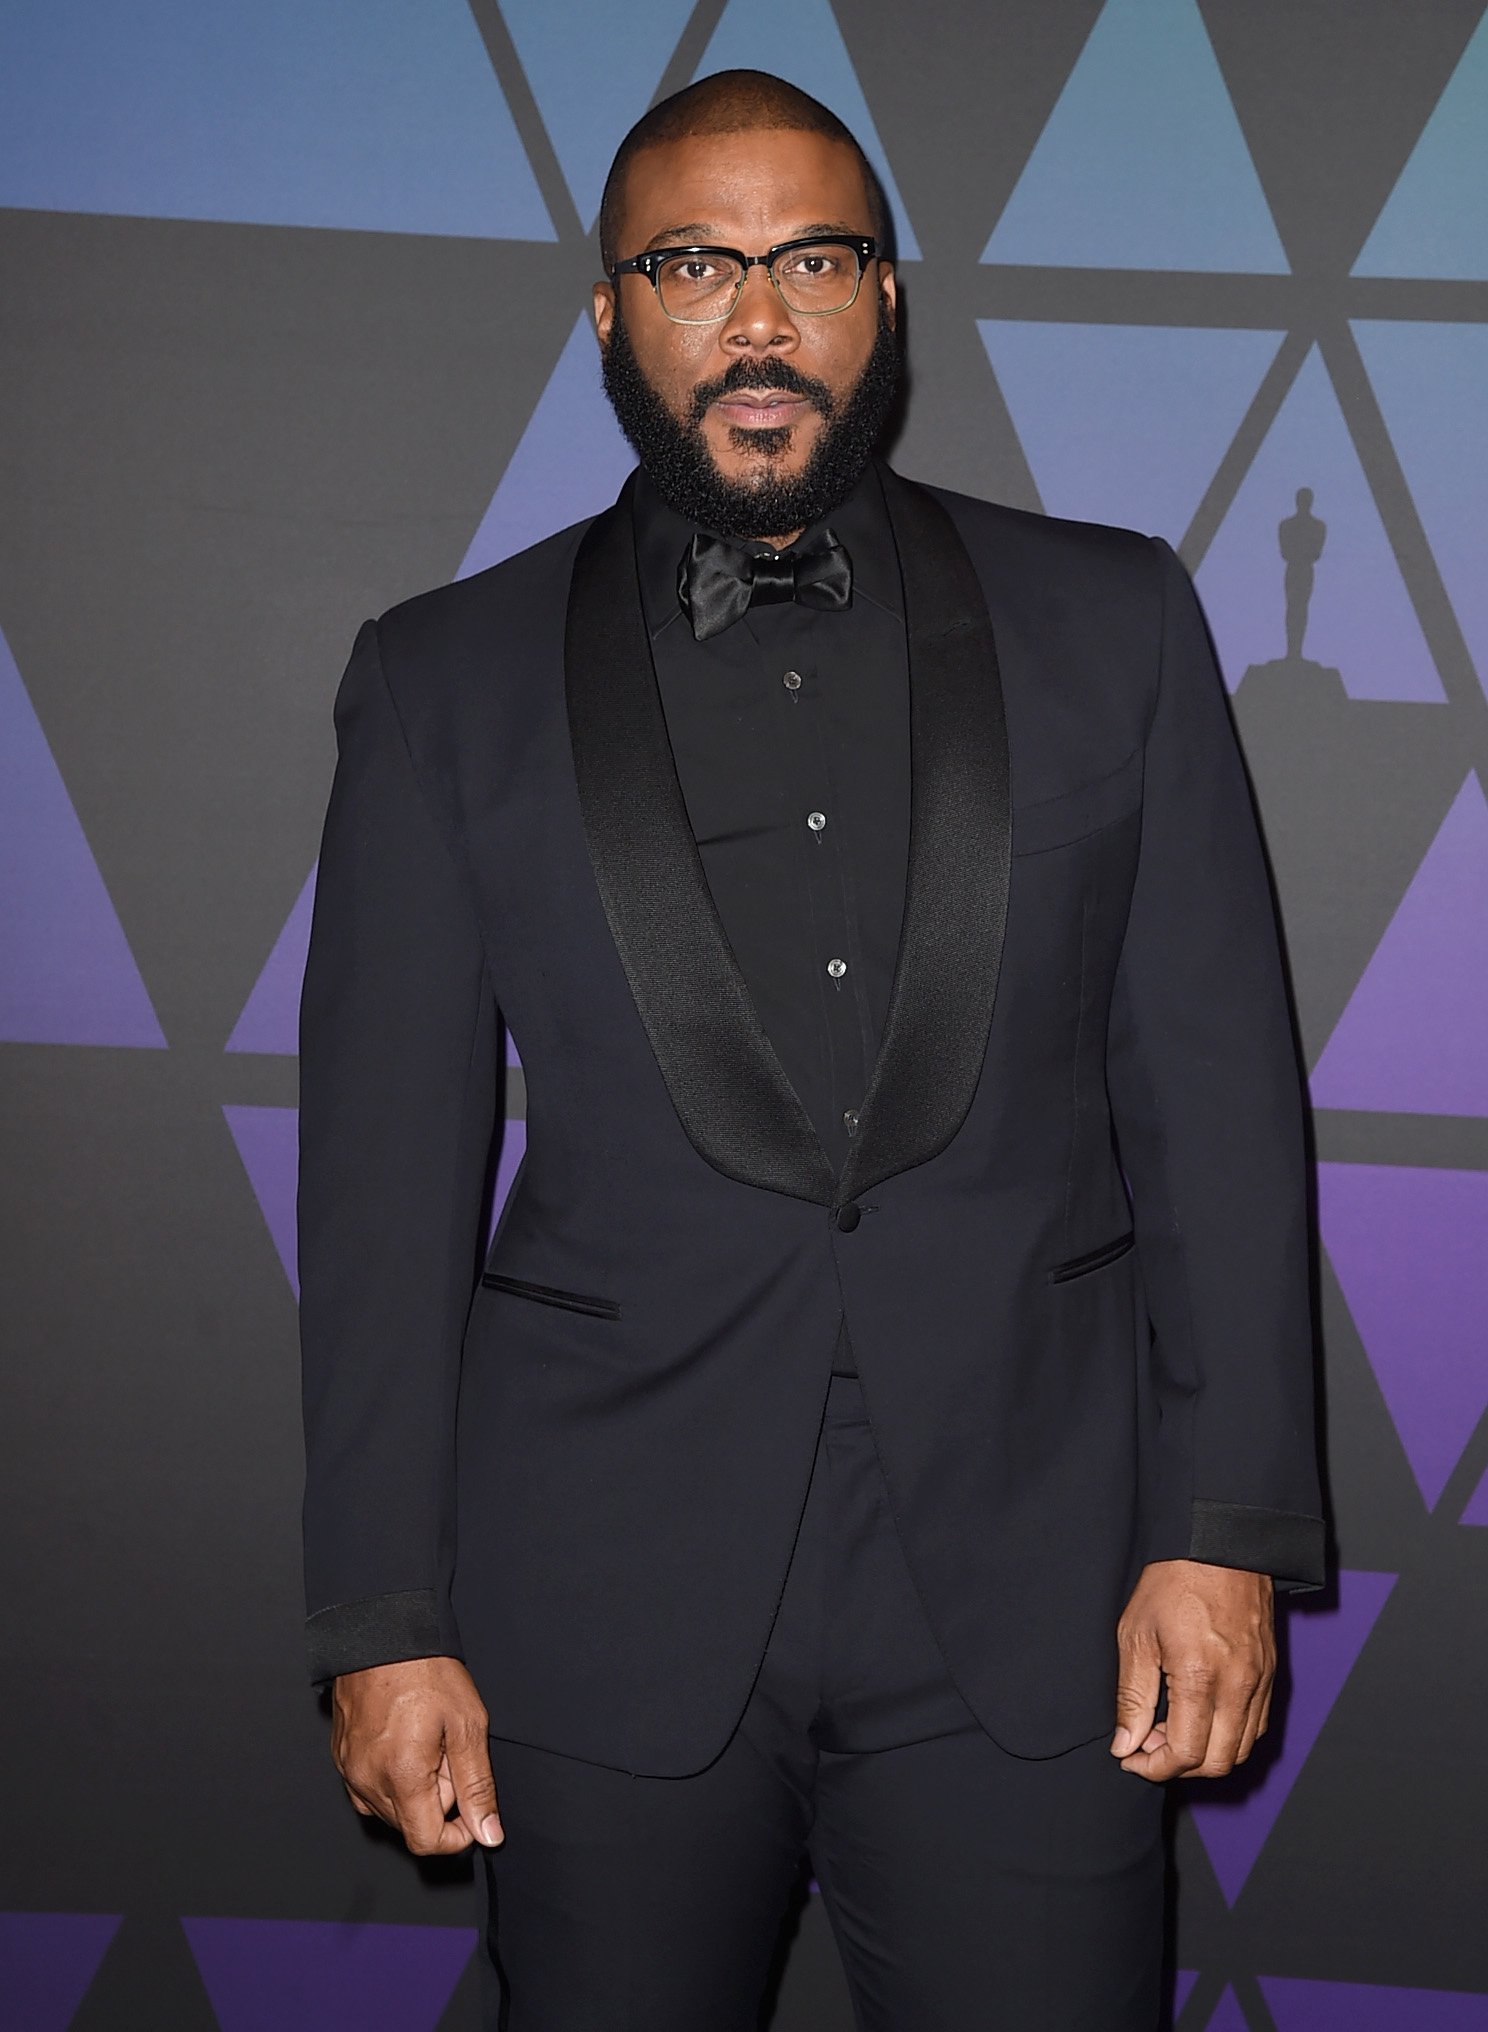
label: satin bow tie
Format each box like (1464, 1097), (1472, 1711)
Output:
(677, 527), (853, 642)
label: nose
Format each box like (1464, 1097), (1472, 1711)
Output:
(717, 260), (800, 355)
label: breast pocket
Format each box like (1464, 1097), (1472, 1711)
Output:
(1011, 746), (1142, 858)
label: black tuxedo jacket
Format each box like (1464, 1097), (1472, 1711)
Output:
(298, 460), (1327, 1773)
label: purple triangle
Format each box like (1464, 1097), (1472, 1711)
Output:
(1175, 1967), (1201, 2017)
(1187, 1568), (1396, 1903)
(0, 1910), (121, 2031)
(1309, 773), (1488, 1116)
(183, 1916), (476, 2032)
(457, 313), (635, 578)
(1204, 1986), (1250, 2032)
(485, 1118), (528, 1252)
(1195, 346), (1443, 701)
(224, 1105), (300, 1298)
(1462, 1463), (1488, 1527)
(1318, 1161), (1488, 1507)
(1261, 1973), (1488, 2029)
(1, 623), (165, 1046)
(227, 866), (316, 1054)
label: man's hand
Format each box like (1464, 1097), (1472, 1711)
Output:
(331, 1656), (503, 1855)
(1111, 1560), (1276, 1782)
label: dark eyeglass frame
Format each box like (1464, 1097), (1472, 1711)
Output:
(608, 234), (879, 323)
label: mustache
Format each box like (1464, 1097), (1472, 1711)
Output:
(687, 355), (836, 426)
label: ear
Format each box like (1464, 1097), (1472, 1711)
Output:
(593, 280), (616, 348)
(877, 261), (897, 328)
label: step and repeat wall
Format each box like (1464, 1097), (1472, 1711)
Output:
(3, 2), (1486, 2027)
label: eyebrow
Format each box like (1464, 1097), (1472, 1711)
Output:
(641, 219), (861, 251)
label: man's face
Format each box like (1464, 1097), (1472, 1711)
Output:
(593, 127), (899, 542)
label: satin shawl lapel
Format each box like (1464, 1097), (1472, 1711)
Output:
(834, 468), (1011, 1206)
(565, 472), (837, 1204)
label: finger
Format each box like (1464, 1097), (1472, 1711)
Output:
(1111, 1646), (1162, 1757)
(1121, 1672), (1214, 1781)
(1235, 1666), (1275, 1763)
(388, 1757), (470, 1857)
(435, 1751), (457, 1819)
(1193, 1686), (1252, 1775)
(342, 1782), (375, 1817)
(447, 1727), (503, 1848)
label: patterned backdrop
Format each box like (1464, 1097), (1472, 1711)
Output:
(2, 2), (1486, 2026)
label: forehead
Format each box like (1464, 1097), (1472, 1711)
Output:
(618, 127), (873, 250)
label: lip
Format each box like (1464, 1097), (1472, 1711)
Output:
(713, 392), (810, 427)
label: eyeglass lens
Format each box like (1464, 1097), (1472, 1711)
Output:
(657, 244), (861, 321)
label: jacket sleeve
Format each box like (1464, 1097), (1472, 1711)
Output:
(1106, 537), (1327, 1592)
(297, 617), (500, 1682)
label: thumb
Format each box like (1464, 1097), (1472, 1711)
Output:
(1112, 1645), (1161, 1758)
(447, 1729), (503, 1848)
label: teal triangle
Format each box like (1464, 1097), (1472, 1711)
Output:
(503, 0), (696, 231)
(983, 0), (1287, 272)
(1354, 321), (1488, 702)
(1196, 347), (1444, 699)
(693, 0), (921, 258)
(977, 320), (1282, 541)
(0, 0), (554, 239)
(1354, 15), (1488, 278)
(1, 622), (165, 1047)
(457, 314), (636, 578)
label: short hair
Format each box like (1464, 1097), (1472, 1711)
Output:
(598, 68), (891, 271)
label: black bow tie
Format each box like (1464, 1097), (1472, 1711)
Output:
(677, 527), (853, 642)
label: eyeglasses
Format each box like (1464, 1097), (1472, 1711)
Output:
(608, 234), (877, 324)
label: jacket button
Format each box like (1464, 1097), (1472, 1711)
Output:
(834, 1203), (861, 1232)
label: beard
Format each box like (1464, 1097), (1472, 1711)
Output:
(599, 296), (901, 540)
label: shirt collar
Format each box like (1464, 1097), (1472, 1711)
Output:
(631, 454), (903, 641)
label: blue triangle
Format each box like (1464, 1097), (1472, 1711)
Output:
(0, 622), (165, 1046)
(1196, 347), (1444, 700)
(983, 0), (1287, 272)
(457, 313), (635, 578)
(227, 864), (315, 1055)
(1354, 320), (1488, 702)
(1354, 16), (1488, 278)
(978, 320), (1283, 542)
(0, 0), (554, 239)
(693, 0), (921, 258)
(503, 0), (696, 231)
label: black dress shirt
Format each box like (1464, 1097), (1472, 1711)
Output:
(631, 458), (912, 1213)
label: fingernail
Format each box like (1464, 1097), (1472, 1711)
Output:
(1111, 1728), (1132, 1755)
(480, 1815), (504, 1847)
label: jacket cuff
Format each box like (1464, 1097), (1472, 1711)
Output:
(305, 1587), (461, 1685)
(1185, 1499), (1327, 1592)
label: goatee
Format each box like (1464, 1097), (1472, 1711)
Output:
(599, 299), (901, 540)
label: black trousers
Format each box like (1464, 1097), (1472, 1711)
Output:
(477, 1373), (1166, 2030)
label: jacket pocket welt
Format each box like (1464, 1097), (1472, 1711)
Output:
(479, 1272), (621, 1321)
(1046, 1230), (1135, 1285)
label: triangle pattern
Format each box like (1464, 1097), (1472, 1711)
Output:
(1187, 1568), (1396, 1904)
(224, 1105), (301, 1299)
(1354, 320), (1488, 701)
(1196, 346), (1444, 700)
(0, 0), (554, 240)
(0, 622), (165, 1047)
(1310, 773), (1488, 1116)
(486, 1118), (529, 1253)
(1317, 1162), (1488, 1508)
(0, 1911), (121, 2032)
(1175, 1968), (1201, 2017)
(693, 0), (921, 258)
(227, 865), (316, 1054)
(183, 1916), (476, 2032)
(503, 0), (696, 231)
(981, 0), (1287, 272)
(977, 320), (1283, 542)
(1261, 1973), (1488, 2030)
(1462, 1464), (1488, 1527)
(1353, 15), (1488, 279)
(458, 313), (636, 579)
(1204, 1987), (1250, 2032)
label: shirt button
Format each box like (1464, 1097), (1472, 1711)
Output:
(783, 670), (803, 691)
(826, 958), (847, 979)
(807, 811), (827, 833)
(843, 1109), (860, 1135)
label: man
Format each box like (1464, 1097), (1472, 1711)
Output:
(298, 70), (1327, 2030)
